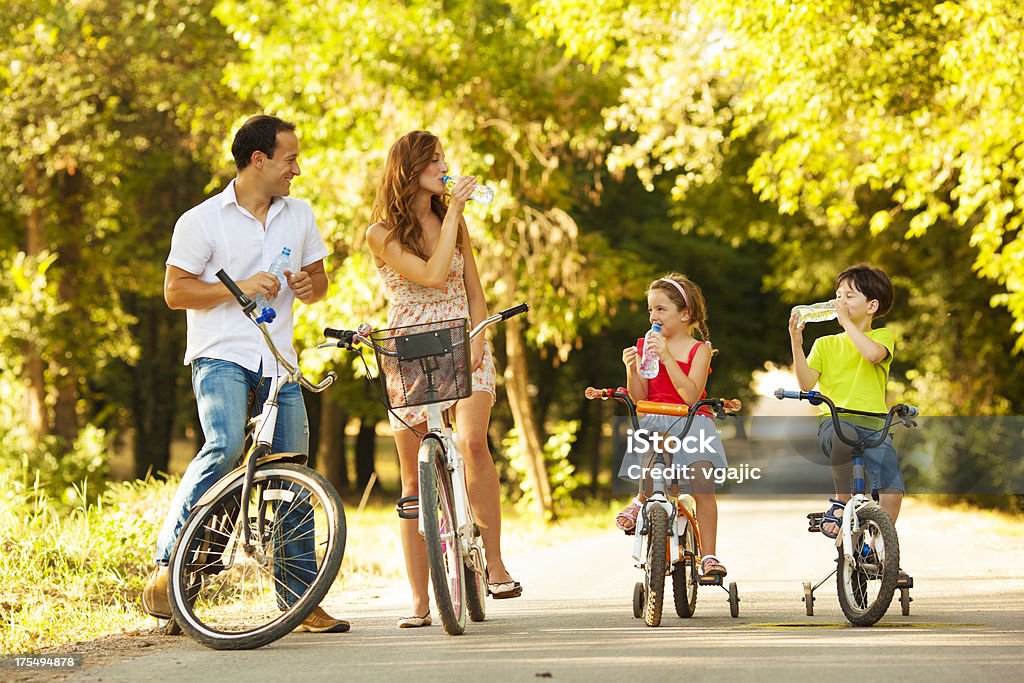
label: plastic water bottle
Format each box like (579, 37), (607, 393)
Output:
(792, 301), (838, 325)
(252, 247), (291, 323)
(442, 174), (495, 205)
(638, 323), (662, 379)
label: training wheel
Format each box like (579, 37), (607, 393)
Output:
(803, 581), (814, 616)
(900, 587), (912, 616)
(728, 582), (740, 618)
(632, 582), (644, 619)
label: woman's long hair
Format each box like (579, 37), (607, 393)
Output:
(371, 130), (460, 259)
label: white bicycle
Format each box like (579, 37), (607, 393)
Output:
(325, 303), (528, 635)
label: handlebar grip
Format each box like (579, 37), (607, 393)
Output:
(585, 386), (629, 400)
(216, 269), (251, 307)
(906, 405), (919, 418)
(324, 327), (350, 340)
(722, 399), (742, 413)
(774, 388), (802, 400)
(498, 303), (529, 320)
(636, 401), (689, 416)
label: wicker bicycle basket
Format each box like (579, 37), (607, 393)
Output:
(371, 317), (472, 409)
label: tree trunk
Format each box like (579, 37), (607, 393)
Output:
(23, 163), (49, 439)
(52, 169), (85, 448)
(131, 297), (185, 479)
(354, 418), (377, 492)
(317, 399), (349, 493)
(503, 315), (555, 521)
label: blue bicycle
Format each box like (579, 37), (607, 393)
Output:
(775, 388), (918, 626)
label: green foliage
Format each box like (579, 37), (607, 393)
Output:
(501, 420), (581, 514)
(531, 0), (1024, 418)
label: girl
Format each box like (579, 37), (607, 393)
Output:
(616, 273), (729, 577)
(366, 131), (521, 629)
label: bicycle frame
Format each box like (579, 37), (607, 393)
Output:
(214, 270), (336, 553)
(775, 388), (916, 557)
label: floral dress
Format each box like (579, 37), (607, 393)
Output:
(378, 248), (496, 430)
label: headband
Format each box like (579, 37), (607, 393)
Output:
(659, 278), (690, 310)
(659, 278), (713, 349)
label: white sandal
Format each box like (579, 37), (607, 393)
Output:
(397, 612), (432, 628)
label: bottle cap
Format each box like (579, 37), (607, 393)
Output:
(652, 323), (661, 332)
(282, 247), (291, 255)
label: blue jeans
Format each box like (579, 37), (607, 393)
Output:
(818, 420), (905, 494)
(154, 358), (313, 605)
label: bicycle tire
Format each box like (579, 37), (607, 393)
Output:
(672, 522), (698, 618)
(419, 438), (467, 635)
(168, 463), (345, 649)
(836, 504), (899, 626)
(643, 505), (669, 627)
(465, 543), (487, 622)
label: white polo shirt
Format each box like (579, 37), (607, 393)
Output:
(166, 179), (329, 377)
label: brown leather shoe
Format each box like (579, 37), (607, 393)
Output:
(293, 606), (351, 633)
(142, 567), (171, 618)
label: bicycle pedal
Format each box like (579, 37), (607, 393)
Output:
(807, 522), (822, 533)
(698, 575), (723, 587)
(897, 575), (914, 588)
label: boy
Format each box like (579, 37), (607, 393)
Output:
(788, 263), (904, 548)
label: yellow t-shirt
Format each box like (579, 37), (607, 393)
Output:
(807, 328), (895, 428)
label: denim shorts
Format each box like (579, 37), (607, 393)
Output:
(617, 413), (728, 491)
(818, 420), (904, 494)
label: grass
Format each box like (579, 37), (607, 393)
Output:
(0, 472), (616, 655)
(0, 476), (174, 654)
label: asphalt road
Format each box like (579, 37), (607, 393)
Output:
(68, 496), (1024, 682)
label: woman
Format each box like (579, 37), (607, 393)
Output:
(366, 131), (521, 629)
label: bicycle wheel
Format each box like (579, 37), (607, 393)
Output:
(168, 463), (345, 649)
(672, 522), (698, 618)
(643, 505), (669, 627)
(419, 438), (467, 635)
(836, 505), (899, 626)
(465, 543), (487, 622)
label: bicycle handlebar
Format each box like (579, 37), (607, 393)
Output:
(773, 388), (918, 445)
(325, 304), (530, 355)
(215, 269), (336, 393)
(584, 386), (741, 419)
(216, 269), (257, 315)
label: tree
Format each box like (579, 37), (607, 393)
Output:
(530, 0), (1024, 415)
(0, 0), (245, 481)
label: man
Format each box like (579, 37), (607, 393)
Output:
(143, 115), (347, 633)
